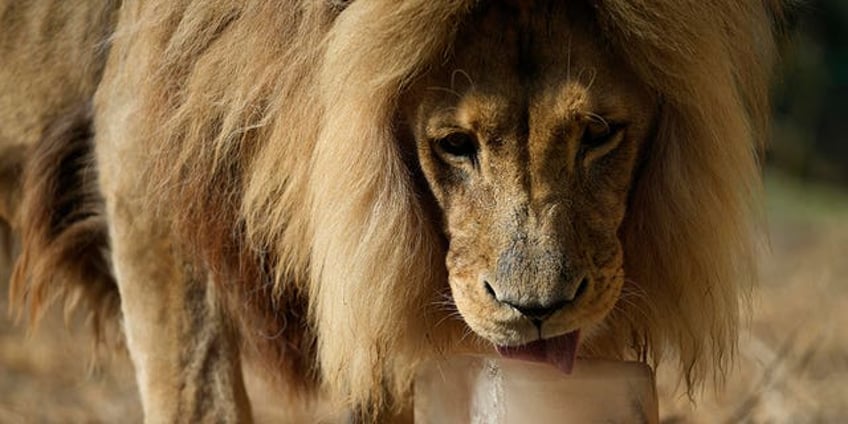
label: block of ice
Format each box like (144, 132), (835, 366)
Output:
(415, 356), (657, 423)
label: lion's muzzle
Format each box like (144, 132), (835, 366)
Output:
(483, 270), (589, 325)
(485, 238), (592, 326)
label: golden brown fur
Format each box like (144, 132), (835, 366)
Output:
(0, 143), (25, 224)
(1, 1), (122, 339)
(3, 0), (783, 420)
(9, 105), (118, 337)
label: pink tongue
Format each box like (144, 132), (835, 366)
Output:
(495, 330), (581, 374)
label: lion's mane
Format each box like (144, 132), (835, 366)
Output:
(11, 0), (784, 414)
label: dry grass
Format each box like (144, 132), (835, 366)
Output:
(1, 170), (845, 422)
(0, 245), (141, 422)
(658, 171), (848, 423)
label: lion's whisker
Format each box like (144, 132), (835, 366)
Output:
(578, 67), (598, 91)
(451, 68), (475, 91)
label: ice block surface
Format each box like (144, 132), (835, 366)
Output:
(415, 356), (657, 423)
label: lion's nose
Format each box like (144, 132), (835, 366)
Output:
(503, 300), (567, 321)
(483, 275), (589, 322)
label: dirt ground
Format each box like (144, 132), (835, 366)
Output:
(1, 171), (846, 423)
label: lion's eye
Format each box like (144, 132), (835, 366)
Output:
(327, 0), (353, 11)
(434, 132), (478, 163)
(581, 120), (625, 150)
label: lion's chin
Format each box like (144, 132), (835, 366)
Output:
(495, 330), (581, 374)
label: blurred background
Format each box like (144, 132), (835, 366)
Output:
(1, 1), (847, 422)
(660, 1), (848, 421)
(771, 0), (848, 184)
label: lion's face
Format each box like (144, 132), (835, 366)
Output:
(405, 3), (656, 351)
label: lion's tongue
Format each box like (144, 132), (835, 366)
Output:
(495, 330), (581, 374)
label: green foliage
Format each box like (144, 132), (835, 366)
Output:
(770, 0), (848, 185)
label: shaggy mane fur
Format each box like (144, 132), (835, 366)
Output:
(10, 105), (118, 339)
(10, 0), (783, 415)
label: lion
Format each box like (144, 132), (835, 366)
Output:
(1, 0), (783, 421)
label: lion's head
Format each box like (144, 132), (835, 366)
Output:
(402, 2), (656, 371)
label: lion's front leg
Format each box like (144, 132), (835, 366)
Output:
(107, 208), (252, 423)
